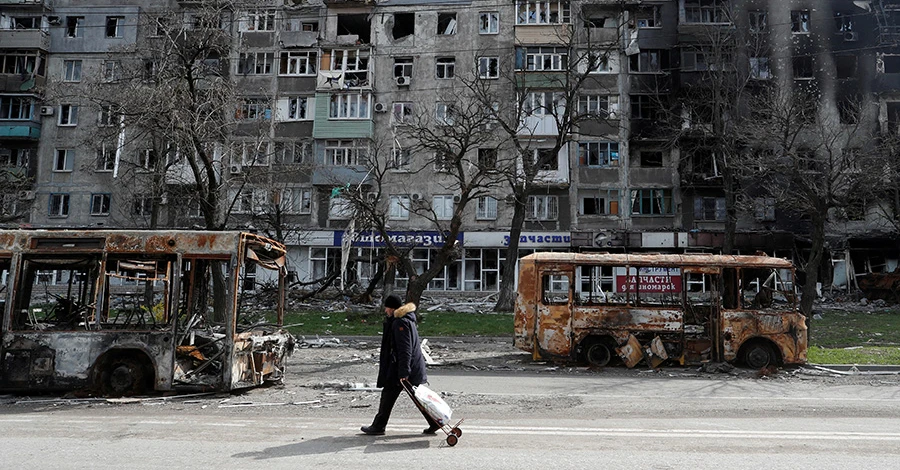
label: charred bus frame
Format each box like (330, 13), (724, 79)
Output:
(0, 230), (293, 395)
(514, 253), (808, 368)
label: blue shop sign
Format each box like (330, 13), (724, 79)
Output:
(334, 231), (464, 248)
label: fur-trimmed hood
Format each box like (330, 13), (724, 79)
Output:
(393, 302), (417, 318)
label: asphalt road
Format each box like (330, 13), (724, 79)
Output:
(2, 369), (899, 470)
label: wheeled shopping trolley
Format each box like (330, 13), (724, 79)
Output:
(400, 379), (464, 446)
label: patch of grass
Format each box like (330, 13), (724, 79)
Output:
(810, 310), (900, 348)
(278, 310), (513, 337)
(807, 346), (900, 365)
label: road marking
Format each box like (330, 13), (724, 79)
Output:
(344, 424), (900, 441)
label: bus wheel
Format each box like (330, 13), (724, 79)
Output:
(582, 339), (613, 367)
(100, 355), (149, 396)
(742, 342), (775, 369)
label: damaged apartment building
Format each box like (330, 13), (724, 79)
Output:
(2, 0), (900, 297)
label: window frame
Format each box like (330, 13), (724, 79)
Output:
(579, 141), (620, 167)
(48, 193), (70, 218)
(329, 93), (371, 120)
(478, 56), (500, 79)
(58, 104), (78, 126)
(791, 10), (810, 34)
(436, 57), (456, 79)
(479, 12), (500, 34)
(63, 59), (82, 82)
(476, 196), (498, 220)
(579, 189), (620, 216)
(105, 16), (124, 38)
(389, 195), (411, 220)
(53, 149), (74, 172)
(515, 0), (571, 25)
(90, 193), (111, 216)
(526, 194), (559, 221)
(631, 188), (674, 215)
(279, 50), (318, 76)
(432, 194), (455, 220)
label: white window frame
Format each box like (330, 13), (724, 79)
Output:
(478, 56), (500, 79)
(476, 196), (498, 220)
(279, 50), (317, 76)
(105, 16), (124, 38)
(390, 147), (411, 170)
(325, 140), (367, 166)
(139, 148), (157, 170)
(432, 195), (454, 220)
(579, 94), (619, 119)
(329, 93), (370, 119)
(389, 195), (411, 220)
(242, 10), (276, 32)
(436, 57), (456, 79)
(63, 60), (82, 82)
(65, 16), (83, 38)
(132, 196), (153, 217)
(526, 195), (559, 221)
(58, 104), (78, 126)
(392, 102), (414, 125)
(516, 0), (571, 25)
(98, 105), (114, 127)
(479, 12), (500, 34)
(276, 140), (311, 164)
(48, 193), (70, 217)
(285, 96), (311, 121)
(90, 193), (111, 216)
(520, 47), (568, 72)
(53, 149), (74, 172)
(435, 102), (455, 125)
(97, 144), (115, 172)
(103, 60), (120, 82)
(523, 92), (564, 117)
(281, 187), (312, 214)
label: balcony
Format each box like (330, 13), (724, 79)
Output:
(317, 70), (370, 90)
(0, 29), (50, 50)
(0, 122), (40, 139)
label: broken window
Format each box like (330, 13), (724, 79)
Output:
(749, 56), (771, 80)
(634, 267), (681, 307)
(437, 13), (457, 35)
(12, 255), (102, 331)
(636, 6), (660, 28)
(436, 57), (455, 79)
(792, 56), (813, 79)
(526, 195), (559, 220)
(479, 12), (499, 34)
(694, 196), (725, 221)
(631, 189), (673, 215)
(640, 150), (663, 167)
(684, 0), (730, 24)
(394, 57), (413, 78)
(336, 14), (371, 43)
(578, 141), (619, 167)
(516, 0), (571, 25)
(791, 10), (810, 33)
(66, 16), (83, 38)
(103, 258), (173, 330)
(478, 56), (500, 79)
(576, 265), (627, 305)
(838, 96), (860, 124)
(748, 10), (767, 32)
(541, 273), (569, 305)
(883, 55), (900, 73)
(579, 189), (619, 216)
(392, 13), (415, 40)
(835, 55), (857, 79)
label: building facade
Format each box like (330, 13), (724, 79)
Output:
(2, 0), (898, 293)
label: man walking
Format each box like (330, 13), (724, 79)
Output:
(361, 294), (440, 435)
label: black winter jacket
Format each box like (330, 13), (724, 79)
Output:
(376, 302), (428, 387)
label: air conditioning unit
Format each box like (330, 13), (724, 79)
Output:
(230, 164), (242, 174)
(48, 16), (61, 25)
(40, 106), (54, 116)
(18, 190), (36, 201)
(504, 194), (516, 204)
(844, 31), (859, 42)
(410, 192), (422, 201)
(374, 102), (388, 113)
(452, 195), (461, 203)
(366, 192), (378, 201)
(396, 76), (411, 86)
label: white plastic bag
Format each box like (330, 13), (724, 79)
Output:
(414, 384), (452, 425)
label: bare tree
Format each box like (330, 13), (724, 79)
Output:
(459, 7), (622, 311)
(743, 83), (878, 317)
(334, 92), (501, 306)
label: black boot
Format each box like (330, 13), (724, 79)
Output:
(361, 425), (385, 435)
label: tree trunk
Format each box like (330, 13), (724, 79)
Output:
(494, 196), (528, 312)
(799, 214), (826, 328)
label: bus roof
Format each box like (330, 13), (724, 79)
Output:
(522, 252), (794, 269)
(0, 229), (285, 257)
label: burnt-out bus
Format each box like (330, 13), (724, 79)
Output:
(0, 230), (293, 395)
(514, 253), (807, 368)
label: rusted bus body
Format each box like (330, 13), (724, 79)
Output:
(0, 230), (293, 395)
(514, 253), (808, 368)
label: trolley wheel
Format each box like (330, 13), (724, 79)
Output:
(446, 434), (459, 446)
(452, 428), (462, 437)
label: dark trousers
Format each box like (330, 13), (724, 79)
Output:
(371, 382), (439, 430)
